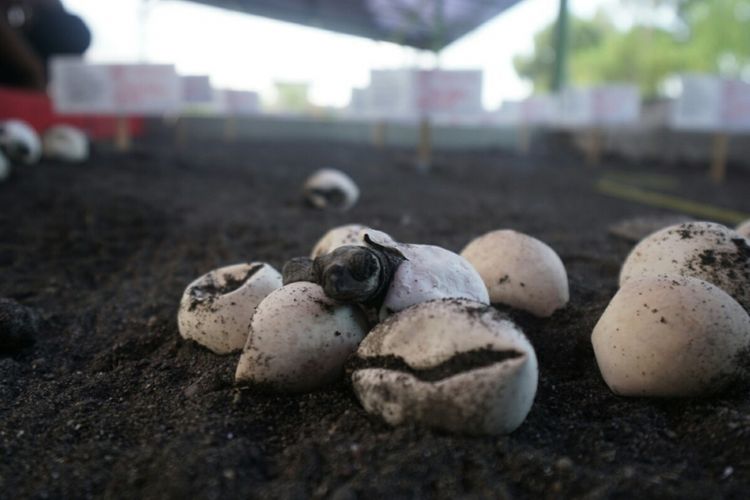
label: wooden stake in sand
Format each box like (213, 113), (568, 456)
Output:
(224, 115), (237, 143)
(115, 117), (131, 152)
(175, 116), (188, 149)
(417, 117), (432, 171)
(709, 133), (729, 184)
(518, 124), (531, 155)
(584, 128), (602, 167)
(372, 121), (387, 149)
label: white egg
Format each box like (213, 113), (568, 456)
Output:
(592, 275), (750, 397)
(303, 168), (359, 211)
(461, 230), (569, 317)
(0, 119), (41, 165)
(235, 282), (367, 392)
(43, 125), (89, 162)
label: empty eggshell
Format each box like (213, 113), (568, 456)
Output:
(737, 220), (750, 240)
(0, 119), (41, 165)
(43, 125), (89, 162)
(0, 151), (10, 182)
(460, 230), (569, 317)
(351, 299), (538, 435)
(235, 282), (367, 392)
(619, 221), (750, 311)
(592, 275), (750, 397)
(178, 263), (282, 354)
(311, 224), (369, 258)
(303, 168), (359, 211)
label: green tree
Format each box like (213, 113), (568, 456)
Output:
(514, 0), (750, 97)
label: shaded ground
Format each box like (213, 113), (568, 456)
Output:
(1, 135), (749, 499)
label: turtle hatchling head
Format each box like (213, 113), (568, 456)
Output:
(314, 246), (384, 303)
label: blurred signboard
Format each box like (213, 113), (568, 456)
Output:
(671, 74), (723, 131)
(558, 88), (593, 128)
(50, 57), (181, 116)
(521, 95), (558, 125)
(557, 85), (640, 128)
(721, 79), (750, 132)
(181, 75), (214, 106)
(220, 89), (261, 115)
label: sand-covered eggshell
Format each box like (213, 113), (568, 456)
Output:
(43, 125), (89, 162)
(303, 168), (359, 211)
(351, 299), (538, 435)
(592, 275), (750, 397)
(619, 222), (750, 311)
(0, 119), (41, 165)
(379, 242), (489, 319)
(178, 263), (282, 354)
(235, 282), (367, 392)
(460, 230), (569, 317)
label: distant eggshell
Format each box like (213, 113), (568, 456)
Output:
(0, 119), (41, 165)
(178, 263), (282, 354)
(460, 230), (569, 317)
(235, 282), (367, 391)
(0, 151), (10, 181)
(592, 275), (750, 397)
(619, 221), (750, 311)
(379, 242), (489, 319)
(737, 220), (750, 240)
(303, 168), (359, 211)
(43, 125), (89, 162)
(352, 299), (538, 435)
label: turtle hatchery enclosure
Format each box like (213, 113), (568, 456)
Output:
(1, 132), (750, 499)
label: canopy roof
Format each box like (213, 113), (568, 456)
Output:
(184, 0), (523, 51)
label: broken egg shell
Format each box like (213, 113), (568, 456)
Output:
(460, 230), (569, 317)
(311, 224), (369, 258)
(619, 221), (750, 311)
(737, 220), (750, 240)
(351, 299), (538, 435)
(592, 275), (750, 397)
(178, 263), (282, 354)
(0, 119), (41, 165)
(378, 242), (490, 320)
(43, 125), (89, 162)
(303, 168), (359, 211)
(235, 282), (368, 392)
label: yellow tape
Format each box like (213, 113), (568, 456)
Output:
(596, 179), (750, 225)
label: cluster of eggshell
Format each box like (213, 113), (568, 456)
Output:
(592, 221), (750, 397)
(0, 119), (89, 182)
(177, 224), (570, 435)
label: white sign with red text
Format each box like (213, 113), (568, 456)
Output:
(50, 57), (181, 115)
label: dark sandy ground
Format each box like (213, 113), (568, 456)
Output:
(1, 135), (749, 499)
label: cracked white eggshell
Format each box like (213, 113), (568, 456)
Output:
(303, 168), (359, 211)
(311, 224), (369, 258)
(352, 299), (538, 435)
(0, 119), (41, 165)
(619, 221), (750, 311)
(592, 275), (750, 397)
(43, 125), (89, 162)
(460, 230), (569, 317)
(178, 263), (282, 354)
(235, 282), (367, 392)
(737, 220), (750, 240)
(378, 241), (489, 319)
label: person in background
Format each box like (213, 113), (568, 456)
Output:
(0, 0), (90, 90)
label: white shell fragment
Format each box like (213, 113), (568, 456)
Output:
(311, 224), (369, 258)
(0, 151), (10, 182)
(303, 168), (359, 211)
(0, 119), (41, 165)
(737, 220), (750, 240)
(351, 299), (538, 435)
(43, 125), (89, 162)
(460, 230), (569, 317)
(592, 275), (750, 397)
(619, 221), (750, 311)
(376, 238), (489, 319)
(178, 263), (282, 354)
(235, 282), (367, 391)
